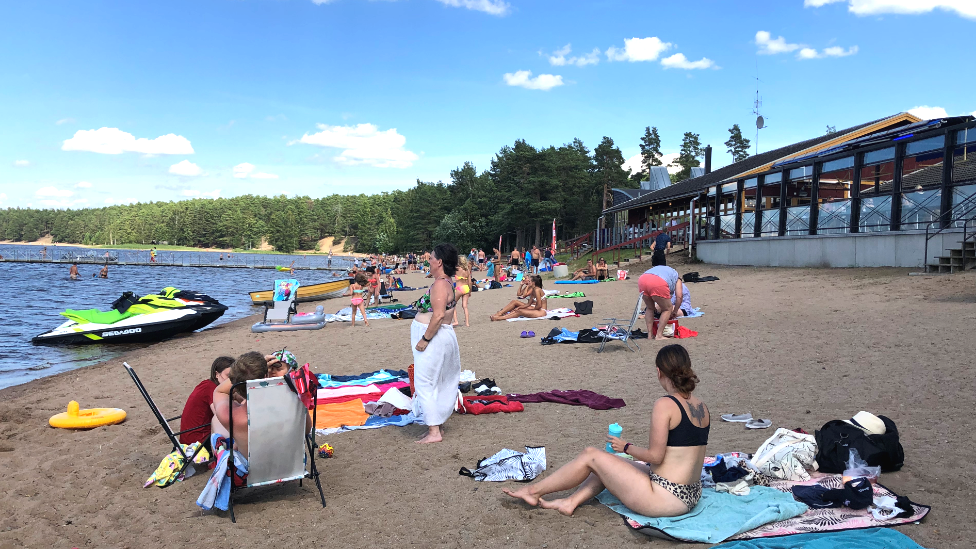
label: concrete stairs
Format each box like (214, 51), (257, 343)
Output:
(927, 239), (976, 273)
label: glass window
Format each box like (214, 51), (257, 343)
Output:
(950, 184), (976, 228)
(859, 158), (894, 232)
(759, 173), (783, 236)
(719, 185), (736, 239)
(905, 135), (944, 156)
(864, 146), (895, 165)
(785, 166), (812, 235)
(817, 156), (854, 234)
(740, 179), (757, 238)
(952, 131), (976, 184)
(901, 136), (945, 229)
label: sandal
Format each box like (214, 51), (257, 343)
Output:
(745, 419), (772, 429)
(520, 331), (530, 338)
(721, 413), (753, 423)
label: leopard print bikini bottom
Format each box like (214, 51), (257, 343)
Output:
(650, 472), (702, 510)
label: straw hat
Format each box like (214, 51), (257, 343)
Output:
(843, 411), (886, 436)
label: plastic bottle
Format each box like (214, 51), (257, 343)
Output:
(606, 423), (622, 452)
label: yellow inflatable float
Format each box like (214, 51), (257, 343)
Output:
(49, 401), (126, 429)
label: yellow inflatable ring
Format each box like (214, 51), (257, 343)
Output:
(49, 401), (127, 429)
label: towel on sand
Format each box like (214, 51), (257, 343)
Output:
(713, 528), (928, 549)
(597, 486), (808, 543)
(507, 390), (625, 410)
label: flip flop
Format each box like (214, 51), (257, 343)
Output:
(527, 331), (535, 337)
(721, 413), (753, 423)
(745, 419), (772, 429)
(520, 331), (530, 338)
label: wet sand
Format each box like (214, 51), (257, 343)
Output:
(1, 259), (973, 548)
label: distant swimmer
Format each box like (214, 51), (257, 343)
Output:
(99, 265), (108, 278)
(69, 263), (79, 280)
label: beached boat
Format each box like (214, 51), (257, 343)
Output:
(249, 279), (351, 306)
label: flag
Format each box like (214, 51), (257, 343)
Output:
(551, 219), (557, 254)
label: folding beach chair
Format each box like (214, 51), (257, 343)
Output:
(226, 373), (325, 522)
(264, 279), (299, 323)
(597, 292), (643, 353)
(123, 362), (208, 477)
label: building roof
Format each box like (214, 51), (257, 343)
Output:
(603, 112), (921, 215)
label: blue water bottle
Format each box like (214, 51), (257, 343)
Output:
(606, 423), (622, 452)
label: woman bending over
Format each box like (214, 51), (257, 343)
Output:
(504, 344), (708, 517)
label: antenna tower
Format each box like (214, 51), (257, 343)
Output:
(753, 66), (767, 155)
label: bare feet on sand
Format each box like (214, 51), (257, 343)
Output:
(539, 497), (577, 516)
(415, 427), (443, 444)
(502, 487), (539, 507)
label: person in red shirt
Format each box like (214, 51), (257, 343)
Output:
(179, 356), (234, 447)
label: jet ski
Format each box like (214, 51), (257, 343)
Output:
(32, 287), (228, 345)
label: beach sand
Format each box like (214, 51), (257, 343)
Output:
(1, 260), (973, 548)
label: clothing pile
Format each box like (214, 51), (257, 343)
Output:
(459, 446), (546, 481)
(314, 369), (420, 435)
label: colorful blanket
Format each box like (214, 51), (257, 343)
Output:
(727, 474), (930, 540)
(505, 307), (578, 321)
(715, 528), (929, 549)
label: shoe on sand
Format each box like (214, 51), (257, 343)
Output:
(746, 419), (772, 429)
(721, 413), (753, 423)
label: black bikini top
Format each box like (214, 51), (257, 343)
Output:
(665, 395), (709, 447)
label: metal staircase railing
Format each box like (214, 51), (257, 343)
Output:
(923, 200), (976, 273)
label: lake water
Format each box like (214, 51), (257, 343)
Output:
(0, 244), (354, 390)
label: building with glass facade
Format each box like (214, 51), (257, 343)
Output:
(601, 113), (976, 268)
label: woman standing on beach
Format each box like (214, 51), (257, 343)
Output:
(411, 243), (462, 444)
(453, 256), (473, 327)
(504, 344), (708, 517)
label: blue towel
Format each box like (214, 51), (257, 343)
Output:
(597, 486), (808, 544)
(317, 369), (403, 388)
(554, 279), (599, 284)
(713, 528), (928, 549)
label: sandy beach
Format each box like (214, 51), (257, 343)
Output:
(1, 259), (973, 548)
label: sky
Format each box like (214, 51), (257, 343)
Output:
(1, 0), (975, 209)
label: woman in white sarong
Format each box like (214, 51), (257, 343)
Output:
(411, 243), (462, 444)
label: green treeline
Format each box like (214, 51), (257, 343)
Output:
(0, 137), (634, 254)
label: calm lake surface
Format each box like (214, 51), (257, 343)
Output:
(0, 244), (353, 389)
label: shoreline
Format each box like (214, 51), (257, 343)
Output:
(0, 240), (372, 257)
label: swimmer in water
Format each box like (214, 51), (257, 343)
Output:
(99, 265), (108, 278)
(69, 263), (79, 280)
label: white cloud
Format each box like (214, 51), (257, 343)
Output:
(202, 189), (221, 199)
(56, 118), (76, 125)
(250, 172), (280, 179)
(606, 37), (672, 62)
(294, 123), (421, 168)
(660, 53), (716, 70)
(233, 163), (255, 178)
(62, 127), (194, 155)
(14, 159), (30, 167)
(799, 45), (859, 58)
(503, 70), (564, 91)
(433, 0), (509, 16)
(169, 159), (203, 176)
(798, 47), (819, 59)
(181, 189), (201, 197)
(755, 31), (802, 55)
(971, 110), (976, 117)
(548, 44), (600, 67)
(806, 0), (976, 19)
(909, 106), (949, 119)
(104, 197), (139, 205)
(35, 186), (73, 198)
(75, 181), (92, 188)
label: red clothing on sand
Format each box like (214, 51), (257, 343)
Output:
(179, 379), (217, 445)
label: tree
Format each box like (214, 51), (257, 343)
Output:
(825, 125), (837, 135)
(724, 124), (751, 163)
(640, 126), (663, 171)
(593, 136), (629, 214)
(670, 132), (704, 183)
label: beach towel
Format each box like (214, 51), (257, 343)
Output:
(554, 279), (599, 284)
(314, 399), (370, 429)
(144, 442), (210, 488)
(549, 291), (586, 298)
(507, 390), (625, 410)
(197, 435), (248, 512)
(273, 279), (299, 301)
(540, 327), (579, 344)
(716, 528), (929, 549)
(751, 428), (819, 481)
(597, 485), (808, 543)
(459, 446), (546, 482)
(317, 369), (403, 388)
(726, 474), (930, 541)
(457, 395), (525, 415)
(505, 307), (578, 321)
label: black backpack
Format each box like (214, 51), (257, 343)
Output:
(814, 415), (904, 474)
(574, 301), (593, 315)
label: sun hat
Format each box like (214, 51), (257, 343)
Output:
(843, 411), (886, 436)
(271, 349), (299, 371)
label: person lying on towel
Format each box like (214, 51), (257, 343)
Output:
(490, 275), (548, 321)
(504, 344), (709, 517)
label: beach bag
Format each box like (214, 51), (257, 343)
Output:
(489, 281), (502, 290)
(751, 428), (819, 481)
(815, 416), (904, 474)
(574, 301), (593, 315)
(458, 446), (546, 482)
(617, 270), (628, 280)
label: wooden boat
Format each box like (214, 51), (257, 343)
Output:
(249, 279), (351, 306)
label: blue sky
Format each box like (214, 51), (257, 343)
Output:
(1, 0), (974, 209)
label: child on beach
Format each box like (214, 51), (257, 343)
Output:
(343, 273), (370, 327)
(179, 356), (234, 448)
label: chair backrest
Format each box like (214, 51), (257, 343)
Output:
(244, 377), (308, 487)
(265, 300), (293, 322)
(625, 292), (644, 331)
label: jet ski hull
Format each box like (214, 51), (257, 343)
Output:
(32, 309), (205, 346)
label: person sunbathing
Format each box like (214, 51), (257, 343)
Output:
(491, 276), (547, 321)
(571, 259), (597, 280)
(596, 258), (609, 280)
(504, 344), (708, 517)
